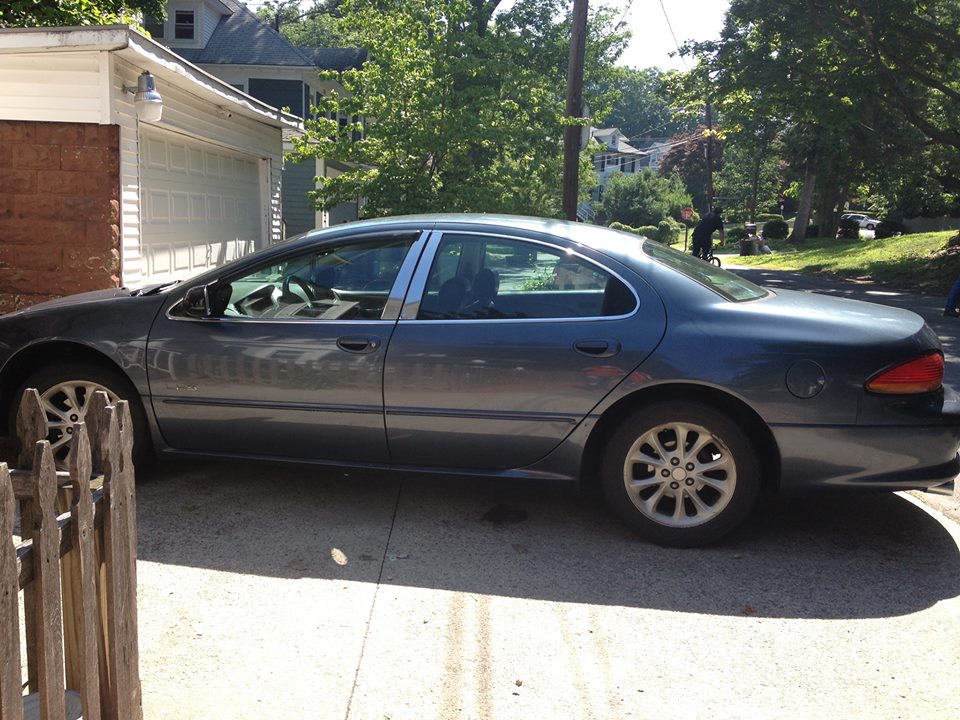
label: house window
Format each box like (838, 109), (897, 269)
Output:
(175, 10), (195, 40)
(599, 155), (606, 172)
(627, 158), (636, 173)
(143, 14), (164, 39)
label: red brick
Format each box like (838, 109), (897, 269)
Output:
(38, 269), (117, 295)
(0, 121), (37, 144)
(14, 194), (62, 220)
(35, 122), (85, 146)
(62, 195), (112, 222)
(84, 222), (120, 248)
(13, 144), (61, 169)
(11, 242), (61, 271)
(0, 267), (40, 293)
(64, 245), (120, 273)
(61, 146), (108, 172)
(0, 169), (36, 194)
(0, 218), (85, 244)
(81, 171), (120, 197)
(37, 170), (84, 195)
(0, 144), (11, 167)
(0, 194), (12, 219)
(83, 124), (120, 148)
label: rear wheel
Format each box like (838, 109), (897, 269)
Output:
(601, 401), (760, 547)
(12, 362), (149, 467)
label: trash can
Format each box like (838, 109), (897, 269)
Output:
(739, 238), (758, 256)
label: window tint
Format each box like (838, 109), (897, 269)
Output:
(208, 237), (414, 321)
(642, 240), (768, 302)
(418, 234), (636, 320)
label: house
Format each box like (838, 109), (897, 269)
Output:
(145, 0), (368, 235)
(0, 24), (299, 312)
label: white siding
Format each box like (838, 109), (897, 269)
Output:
(201, 2), (224, 46)
(113, 56), (283, 287)
(0, 51), (104, 123)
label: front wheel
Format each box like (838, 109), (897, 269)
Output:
(709, 255), (722, 267)
(601, 402), (761, 547)
(12, 362), (149, 467)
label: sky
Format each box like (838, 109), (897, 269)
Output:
(241, 0), (731, 72)
(617, 0), (729, 70)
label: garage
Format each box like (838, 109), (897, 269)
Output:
(140, 127), (265, 282)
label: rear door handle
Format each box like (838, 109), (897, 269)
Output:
(574, 339), (621, 358)
(337, 336), (381, 354)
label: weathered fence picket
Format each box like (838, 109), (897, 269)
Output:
(0, 389), (142, 720)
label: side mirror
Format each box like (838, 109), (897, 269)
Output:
(181, 286), (211, 318)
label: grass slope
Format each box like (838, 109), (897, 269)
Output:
(724, 231), (960, 295)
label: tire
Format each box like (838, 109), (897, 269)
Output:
(11, 362), (150, 468)
(866, 224), (875, 231)
(709, 255), (722, 268)
(601, 401), (761, 547)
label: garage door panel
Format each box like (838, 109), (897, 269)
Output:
(141, 129), (262, 283)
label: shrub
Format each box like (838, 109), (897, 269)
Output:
(656, 219), (682, 244)
(874, 220), (907, 239)
(762, 218), (789, 240)
(837, 217), (860, 239)
(756, 213), (784, 222)
(637, 225), (659, 239)
(727, 226), (750, 242)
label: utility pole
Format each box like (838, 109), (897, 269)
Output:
(562, 0), (589, 221)
(704, 101), (715, 213)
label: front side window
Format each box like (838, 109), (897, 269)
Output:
(417, 234), (636, 320)
(175, 10), (195, 39)
(198, 236), (414, 321)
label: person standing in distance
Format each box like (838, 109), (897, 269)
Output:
(691, 206), (725, 260)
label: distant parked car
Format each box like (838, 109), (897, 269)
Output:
(840, 213), (880, 230)
(1, 215), (958, 547)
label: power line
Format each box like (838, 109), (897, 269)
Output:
(657, 0), (688, 69)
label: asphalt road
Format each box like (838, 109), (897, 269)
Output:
(131, 263), (960, 719)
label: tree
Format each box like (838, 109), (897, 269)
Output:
(599, 67), (694, 140)
(0, 0), (164, 27)
(255, 1), (358, 47)
(676, 0), (960, 240)
(656, 126), (720, 213)
(289, 0), (627, 217)
(714, 123), (783, 222)
(597, 169), (692, 227)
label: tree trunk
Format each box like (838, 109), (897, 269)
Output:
(791, 162), (817, 242)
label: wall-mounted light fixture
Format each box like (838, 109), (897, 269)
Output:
(123, 71), (163, 122)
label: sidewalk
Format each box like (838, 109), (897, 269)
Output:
(722, 256), (960, 525)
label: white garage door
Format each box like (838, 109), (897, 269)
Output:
(140, 128), (264, 282)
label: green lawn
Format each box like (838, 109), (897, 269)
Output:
(716, 231), (960, 296)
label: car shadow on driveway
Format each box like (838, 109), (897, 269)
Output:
(136, 458), (960, 621)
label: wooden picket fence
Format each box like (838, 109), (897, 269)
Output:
(0, 389), (142, 720)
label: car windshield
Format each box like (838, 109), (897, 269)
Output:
(642, 241), (770, 302)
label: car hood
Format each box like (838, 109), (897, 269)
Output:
(2, 288), (137, 317)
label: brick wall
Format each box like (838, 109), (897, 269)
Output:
(0, 120), (121, 314)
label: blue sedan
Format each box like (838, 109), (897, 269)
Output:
(1, 215), (957, 546)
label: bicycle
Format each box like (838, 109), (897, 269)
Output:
(692, 248), (722, 268)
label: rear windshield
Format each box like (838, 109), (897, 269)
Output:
(642, 241), (769, 302)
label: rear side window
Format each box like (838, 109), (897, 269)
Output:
(418, 234), (637, 320)
(642, 240), (769, 302)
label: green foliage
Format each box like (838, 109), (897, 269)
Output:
(291, 0), (627, 217)
(761, 218), (789, 240)
(0, 0), (164, 26)
(257, 1), (360, 47)
(656, 126), (714, 212)
(597, 169), (692, 228)
(727, 226), (750, 242)
(756, 213), (783, 222)
(656, 219), (681, 245)
(598, 67), (696, 139)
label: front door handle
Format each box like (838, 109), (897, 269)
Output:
(574, 339), (621, 358)
(337, 336), (381, 354)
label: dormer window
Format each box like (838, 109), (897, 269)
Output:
(175, 10), (195, 40)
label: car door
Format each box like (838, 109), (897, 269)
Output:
(146, 231), (427, 462)
(382, 230), (667, 470)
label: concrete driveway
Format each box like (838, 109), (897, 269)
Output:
(135, 458), (960, 720)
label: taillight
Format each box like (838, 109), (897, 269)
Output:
(865, 352), (944, 394)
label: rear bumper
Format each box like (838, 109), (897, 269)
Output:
(773, 422), (960, 491)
